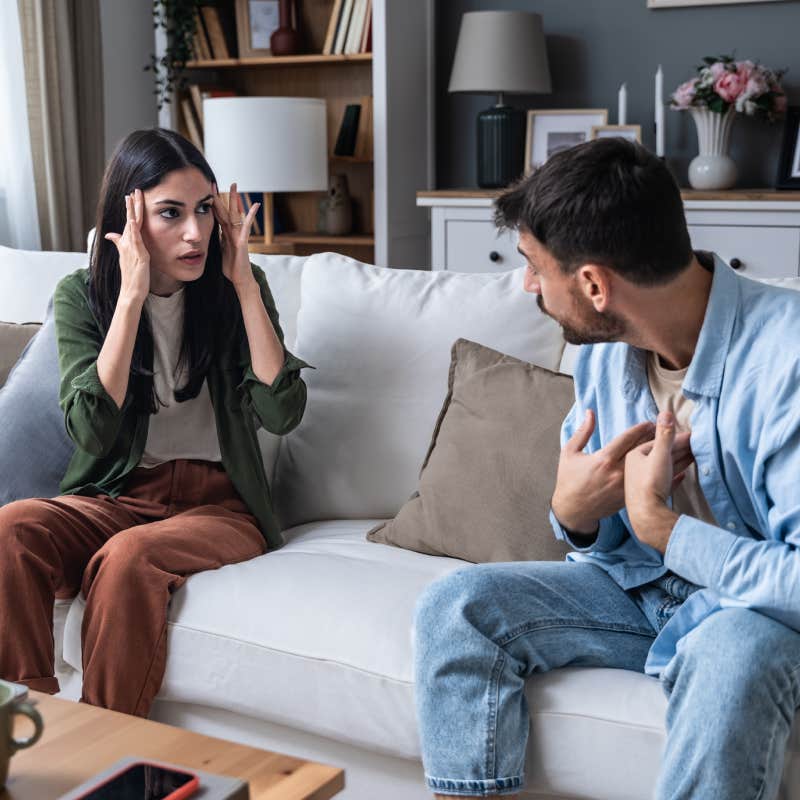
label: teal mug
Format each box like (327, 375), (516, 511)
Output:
(0, 680), (43, 787)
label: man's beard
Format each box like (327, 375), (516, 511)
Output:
(537, 288), (627, 345)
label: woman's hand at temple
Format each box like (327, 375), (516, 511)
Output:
(104, 189), (150, 305)
(213, 182), (261, 294)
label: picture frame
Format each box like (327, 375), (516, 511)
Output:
(591, 124), (642, 144)
(235, 0), (280, 58)
(525, 109), (609, 173)
(776, 106), (800, 190)
(647, 0), (784, 7)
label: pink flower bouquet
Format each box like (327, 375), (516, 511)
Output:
(671, 55), (787, 121)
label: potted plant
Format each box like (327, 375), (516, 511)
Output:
(145, 0), (201, 112)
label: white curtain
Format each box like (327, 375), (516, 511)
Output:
(0, 0), (41, 249)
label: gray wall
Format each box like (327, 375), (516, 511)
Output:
(100, 0), (158, 161)
(437, 0), (800, 188)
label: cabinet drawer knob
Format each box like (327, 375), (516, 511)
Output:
(489, 250), (501, 262)
(730, 257), (744, 270)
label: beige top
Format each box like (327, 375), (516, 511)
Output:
(647, 351), (717, 525)
(140, 288), (222, 468)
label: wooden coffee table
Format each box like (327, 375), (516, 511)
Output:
(5, 692), (344, 799)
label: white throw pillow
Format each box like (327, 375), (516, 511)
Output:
(273, 252), (567, 527)
(0, 245), (87, 323)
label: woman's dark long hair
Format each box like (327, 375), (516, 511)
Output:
(90, 128), (241, 414)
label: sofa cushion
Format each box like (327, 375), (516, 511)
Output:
(0, 245), (87, 323)
(59, 520), (800, 794)
(0, 322), (40, 387)
(274, 253), (567, 527)
(62, 519), (467, 758)
(0, 301), (75, 505)
(368, 339), (573, 563)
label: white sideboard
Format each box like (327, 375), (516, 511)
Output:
(416, 190), (800, 278)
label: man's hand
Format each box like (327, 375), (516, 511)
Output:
(624, 412), (692, 553)
(551, 410), (657, 534)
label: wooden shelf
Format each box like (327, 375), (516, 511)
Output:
(247, 232), (375, 255)
(275, 232), (374, 246)
(330, 155), (373, 164)
(185, 53), (372, 69)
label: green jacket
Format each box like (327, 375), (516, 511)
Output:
(53, 265), (309, 550)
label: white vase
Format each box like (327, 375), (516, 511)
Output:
(688, 107), (738, 190)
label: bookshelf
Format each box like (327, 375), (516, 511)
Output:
(156, 0), (434, 267)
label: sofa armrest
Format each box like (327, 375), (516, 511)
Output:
(0, 322), (41, 388)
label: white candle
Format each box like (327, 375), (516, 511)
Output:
(618, 83), (627, 126)
(655, 65), (665, 157)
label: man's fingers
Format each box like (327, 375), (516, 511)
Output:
(672, 453), (695, 474)
(671, 471), (686, 490)
(564, 409), (595, 454)
(651, 412), (677, 471)
(603, 420), (656, 462)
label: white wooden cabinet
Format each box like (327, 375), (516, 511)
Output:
(417, 191), (800, 278)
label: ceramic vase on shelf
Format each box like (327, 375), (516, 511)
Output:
(688, 107), (738, 191)
(270, 0), (300, 56)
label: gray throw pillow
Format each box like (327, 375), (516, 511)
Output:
(368, 338), (574, 563)
(0, 299), (75, 505)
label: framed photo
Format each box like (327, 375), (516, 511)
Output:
(525, 109), (608, 173)
(648, 0), (784, 7)
(591, 124), (642, 144)
(235, 0), (280, 58)
(776, 107), (800, 190)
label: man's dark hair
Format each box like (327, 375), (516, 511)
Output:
(495, 138), (693, 286)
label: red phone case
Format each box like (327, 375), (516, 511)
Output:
(71, 760), (199, 800)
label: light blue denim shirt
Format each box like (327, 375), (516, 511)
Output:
(549, 255), (800, 676)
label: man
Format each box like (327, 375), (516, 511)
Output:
(414, 138), (800, 799)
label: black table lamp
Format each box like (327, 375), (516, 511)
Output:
(448, 11), (552, 189)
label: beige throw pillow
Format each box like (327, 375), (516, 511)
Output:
(0, 322), (40, 388)
(368, 339), (575, 563)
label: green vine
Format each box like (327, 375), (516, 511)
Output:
(144, 0), (202, 111)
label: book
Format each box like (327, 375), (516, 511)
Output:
(333, 104), (361, 156)
(354, 95), (373, 160)
(333, 0), (354, 55)
(359, 0), (372, 53)
(192, 12), (212, 61)
(242, 192), (262, 237)
(200, 6), (230, 59)
(322, 0), (344, 55)
(181, 98), (204, 152)
(193, 10), (213, 60)
(345, 0), (367, 55)
(188, 83), (204, 126)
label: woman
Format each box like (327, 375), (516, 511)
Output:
(0, 128), (308, 717)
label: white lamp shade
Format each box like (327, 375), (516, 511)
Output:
(203, 97), (328, 192)
(448, 11), (552, 95)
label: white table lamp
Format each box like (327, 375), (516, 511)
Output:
(203, 96), (329, 244)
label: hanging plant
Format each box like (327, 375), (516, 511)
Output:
(144, 0), (201, 111)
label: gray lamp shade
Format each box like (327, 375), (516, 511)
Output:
(448, 11), (551, 95)
(203, 97), (328, 192)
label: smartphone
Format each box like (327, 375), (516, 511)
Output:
(72, 761), (199, 800)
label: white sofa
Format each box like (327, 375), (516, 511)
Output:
(1, 243), (799, 800)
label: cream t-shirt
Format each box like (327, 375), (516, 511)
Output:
(646, 351), (717, 525)
(139, 288), (222, 468)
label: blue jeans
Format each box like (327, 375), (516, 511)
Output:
(414, 561), (800, 798)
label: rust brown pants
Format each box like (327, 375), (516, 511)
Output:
(0, 459), (266, 717)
